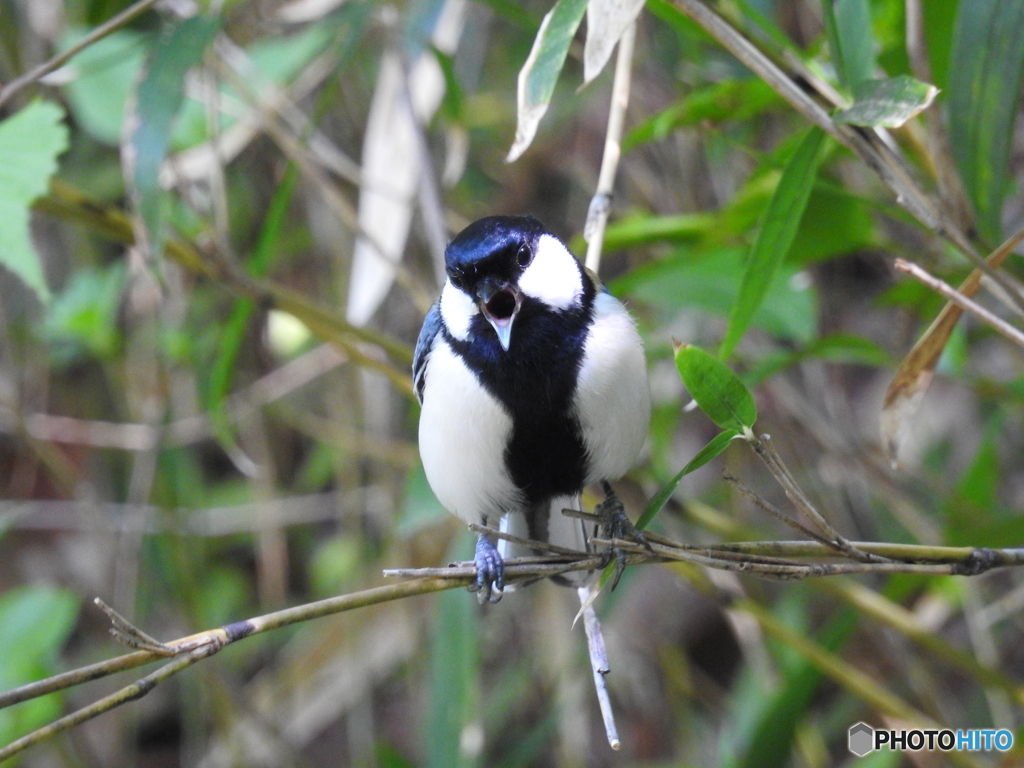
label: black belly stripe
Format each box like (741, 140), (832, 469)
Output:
(444, 289), (595, 507)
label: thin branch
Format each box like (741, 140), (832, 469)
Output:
(0, 0), (162, 111)
(751, 434), (893, 563)
(895, 258), (1024, 350)
(0, 644), (218, 764)
(584, 22), (636, 275)
(467, 521), (587, 557)
(578, 585), (620, 751)
(723, 471), (834, 546)
(4, 530), (1024, 762)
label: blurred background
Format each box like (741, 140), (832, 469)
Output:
(1, 0), (1023, 765)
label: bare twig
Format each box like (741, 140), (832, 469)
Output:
(752, 434), (893, 563)
(0, 643), (218, 764)
(584, 22), (636, 275)
(4, 532), (1024, 762)
(0, 0), (162, 111)
(723, 472), (833, 545)
(578, 585), (620, 750)
(467, 521), (586, 557)
(94, 598), (174, 655)
(895, 259), (1024, 350)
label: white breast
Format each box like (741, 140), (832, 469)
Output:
(418, 338), (522, 525)
(574, 292), (650, 484)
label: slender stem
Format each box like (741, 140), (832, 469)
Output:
(752, 435), (892, 563)
(584, 22), (636, 275)
(0, 644), (216, 764)
(0, 0), (162, 111)
(723, 472), (833, 546)
(578, 586), (620, 751)
(895, 259), (1024, 350)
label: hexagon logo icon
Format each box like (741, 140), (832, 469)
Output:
(848, 722), (874, 757)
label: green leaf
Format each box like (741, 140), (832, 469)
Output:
(506, 0), (588, 162)
(427, 539), (480, 768)
(616, 246), (818, 346)
(0, 586), (78, 747)
(734, 607), (858, 768)
(60, 28), (149, 146)
(922, 0), (960, 92)
(205, 168), (297, 457)
(743, 333), (892, 387)
(636, 428), (739, 531)
(0, 100), (69, 302)
(44, 263), (126, 364)
(130, 15), (221, 253)
(823, 0), (875, 91)
(835, 75), (939, 128)
(949, 0), (1024, 244)
(675, 344), (758, 433)
(789, 184), (876, 263)
(623, 78), (780, 152)
(589, 211), (716, 251)
(720, 127), (825, 359)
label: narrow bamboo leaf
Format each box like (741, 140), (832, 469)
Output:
(834, 75), (939, 128)
(735, 609), (858, 768)
(206, 168), (298, 474)
(636, 428), (739, 531)
(719, 126), (825, 360)
(822, 0), (875, 91)
(592, 212), (716, 250)
(583, 0), (645, 85)
(506, 0), (588, 162)
(744, 333), (891, 387)
(0, 586), (78, 747)
(881, 225), (1024, 459)
(623, 78), (779, 151)
(129, 15), (220, 254)
(675, 344), (757, 433)
(0, 100), (68, 302)
(427, 540), (480, 768)
(949, 0), (1024, 244)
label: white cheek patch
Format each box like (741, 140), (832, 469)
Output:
(518, 234), (584, 310)
(439, 279), (478, 340)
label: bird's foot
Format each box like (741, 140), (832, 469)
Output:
(594, 481), (651, 590)
(468, 533), (504, 604)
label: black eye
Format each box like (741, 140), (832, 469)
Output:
(516, 243), (532, 268)
(449, 270), (464, 289)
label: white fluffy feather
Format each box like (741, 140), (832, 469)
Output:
(574, 291), (650, 483)
(418, 338), (522, 525)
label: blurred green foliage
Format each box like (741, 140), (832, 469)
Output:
(1, 0), (1024, 765)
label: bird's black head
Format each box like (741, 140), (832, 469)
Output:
(445, 215), (547, 288)
(440, 215), (587, 352)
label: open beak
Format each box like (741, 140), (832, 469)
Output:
(476, 279), (521, 351)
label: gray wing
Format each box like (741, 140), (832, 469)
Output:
(412, 303), (442, 404)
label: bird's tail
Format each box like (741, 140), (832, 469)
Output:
(498, 495), (596, 587)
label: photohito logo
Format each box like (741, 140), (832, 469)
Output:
(848, 723), (1014, 756)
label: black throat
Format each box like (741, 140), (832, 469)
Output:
(444, 284), (596, 507)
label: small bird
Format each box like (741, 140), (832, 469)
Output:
(413, 215), (650, 601)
